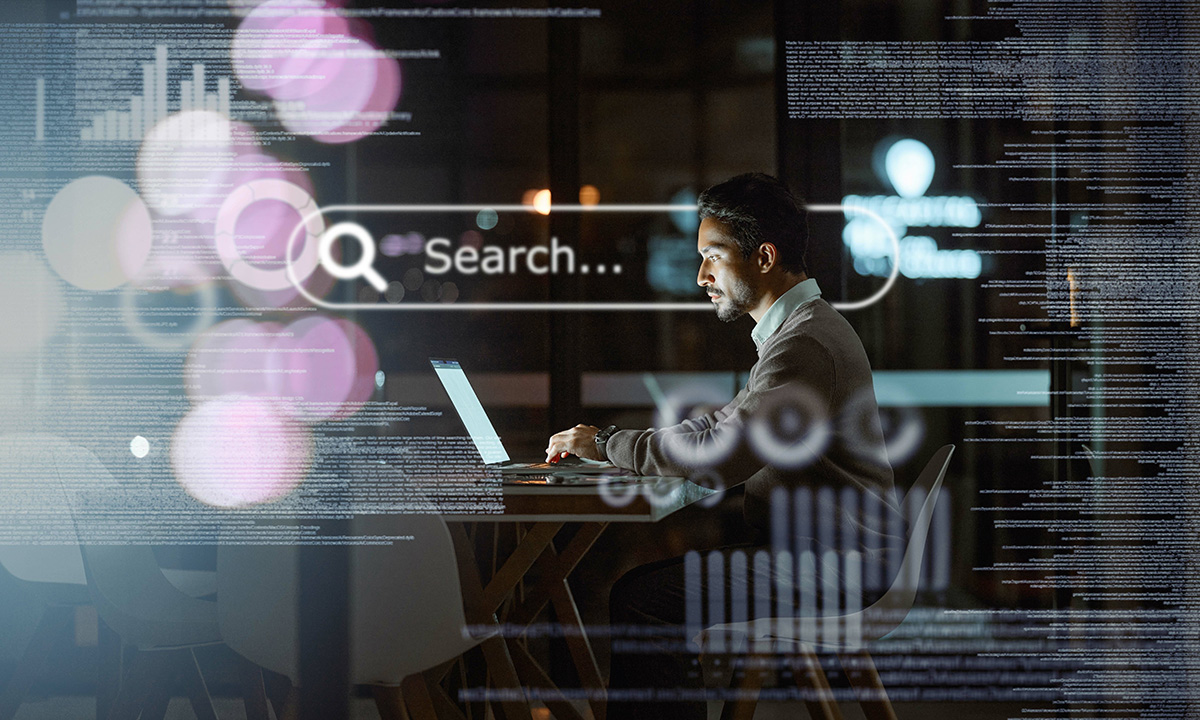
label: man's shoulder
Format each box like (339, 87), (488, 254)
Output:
(763, 299), (872, 370)
(769, 298), (856, 347)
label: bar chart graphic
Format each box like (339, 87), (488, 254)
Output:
(79, 45), (232, 143)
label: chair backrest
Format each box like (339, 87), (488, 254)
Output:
(0, 434), (98, 602)
(217, 512), (479, 686)
(859, 443), (954, 640)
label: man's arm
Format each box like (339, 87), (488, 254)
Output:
(552, 336), (837, 487)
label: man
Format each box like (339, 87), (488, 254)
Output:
(545, 173), (896, 719)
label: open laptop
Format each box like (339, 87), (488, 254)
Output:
(429, 358), (627, 480)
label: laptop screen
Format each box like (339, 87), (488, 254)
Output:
(430, 358), (510, 464)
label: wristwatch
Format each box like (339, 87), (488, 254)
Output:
(594, 425), (618, 461)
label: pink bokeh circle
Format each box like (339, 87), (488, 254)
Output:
(171, 395), (311, 508)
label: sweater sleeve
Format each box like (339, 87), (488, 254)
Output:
(604, 335), (836, 488)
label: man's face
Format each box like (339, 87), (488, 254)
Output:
(697, 218), (760, 323)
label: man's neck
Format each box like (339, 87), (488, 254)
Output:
(749, 272), (809, 323)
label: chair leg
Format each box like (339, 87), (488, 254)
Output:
(400, 675), (439, 720)
(373, 685), (409, 720)
(478, 635), (532, 720)
(791, 647), (844, 720)
(96, 621), (122, 720)
(180, 649), (219, 720)
(240, 660), (273, 720)
(105, 649), (176, 720)
(719, 653), (767, 720)
(837, 651), (898, 720)
(263, 669), (294, 720)
(139, 680), (174, 720)
(0, 605), (74, 720)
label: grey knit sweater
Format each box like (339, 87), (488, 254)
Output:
(606, 298), (897, 531)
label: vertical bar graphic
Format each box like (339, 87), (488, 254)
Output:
(821, 549), (839, 645)
(684, 551), (702, 652)
(840, 486), (859, 554)
(104, 110), (118, 141)
(843, 551), (862, 650)
(774, 550), (794, 640)
(142, 63), (156, 133)
(706, 552), (725, 653)
(816, 486), (836, 554)
(933, 488), (951, 593)
(130, 97), (143, 139)
(34, 78), (44, 141)
(905, 487), (926, 592)
(155, 45), (168, 124)
(729, 550), (748, 626)
(752, 550), (771, 651)
(218, 76), (231, 117)
(798, 550), (816, 643)
(770, 486), (788, 554)
(192, 63), (205, 109)
(862, 490), (882, 593)
(117, 113), (130, 141)
(793, 486), (812, 559)
(888, 493), (905, 590)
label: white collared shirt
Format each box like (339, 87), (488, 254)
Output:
(751, 278), (822, 354)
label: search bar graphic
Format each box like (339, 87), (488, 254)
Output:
(286, 204), (898, 312)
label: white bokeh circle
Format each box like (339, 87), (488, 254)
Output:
(41, 176), (153, 291)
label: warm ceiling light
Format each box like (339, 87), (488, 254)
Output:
(532, 189), (552, 215)
(579, 184), (600, 205)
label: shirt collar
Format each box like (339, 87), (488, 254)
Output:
(751, 278), (822, 352)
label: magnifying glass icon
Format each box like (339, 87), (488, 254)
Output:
(318, 221), (388, 292)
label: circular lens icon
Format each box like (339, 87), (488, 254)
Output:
(318, 222), (388, 292)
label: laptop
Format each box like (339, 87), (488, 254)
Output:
(429, 358), (628, 481)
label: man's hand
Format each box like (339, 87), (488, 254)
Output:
(545, 424), (603, 462)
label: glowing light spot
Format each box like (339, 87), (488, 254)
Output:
(130, 436), (150, 458)
(41, 176), (153, 291)
(274, 38), (381, 137)
(0, 254), (63, 354)
(270, 317), (367, 422)
(137, 111), (236, 218)
(476, 209), (499, 230)
(579, 185), (600, 206)
(533, 189), (552, 215)
(171, 395), (311, 508)
(884, 138), (935, 199)
(232, 0), (349, 95)
(670, 187), (699, 234)
(374, 370), (385, 388)
(315, 53), (402, 144)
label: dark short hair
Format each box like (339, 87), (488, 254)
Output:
(697, 173), (808, 275)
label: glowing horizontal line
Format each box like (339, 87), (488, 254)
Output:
(312, 302), (715, 311)
(318, 204), (698, 213)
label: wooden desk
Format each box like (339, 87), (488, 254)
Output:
(447, 477), (717, 720)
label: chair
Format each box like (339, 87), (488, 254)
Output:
(699, 444), (955, 720)
(0, 434), (223, 720)
(0, 435), (101, 720)
(217, 513), (528, 720)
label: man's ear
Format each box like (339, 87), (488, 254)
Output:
(757, 242), (779, 273)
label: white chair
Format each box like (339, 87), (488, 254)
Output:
(217, 513), (526, 720)
(0, 435), (92, 720)
(699, 444), (955, 720)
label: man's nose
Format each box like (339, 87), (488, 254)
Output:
(697, 264), (710, 286)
